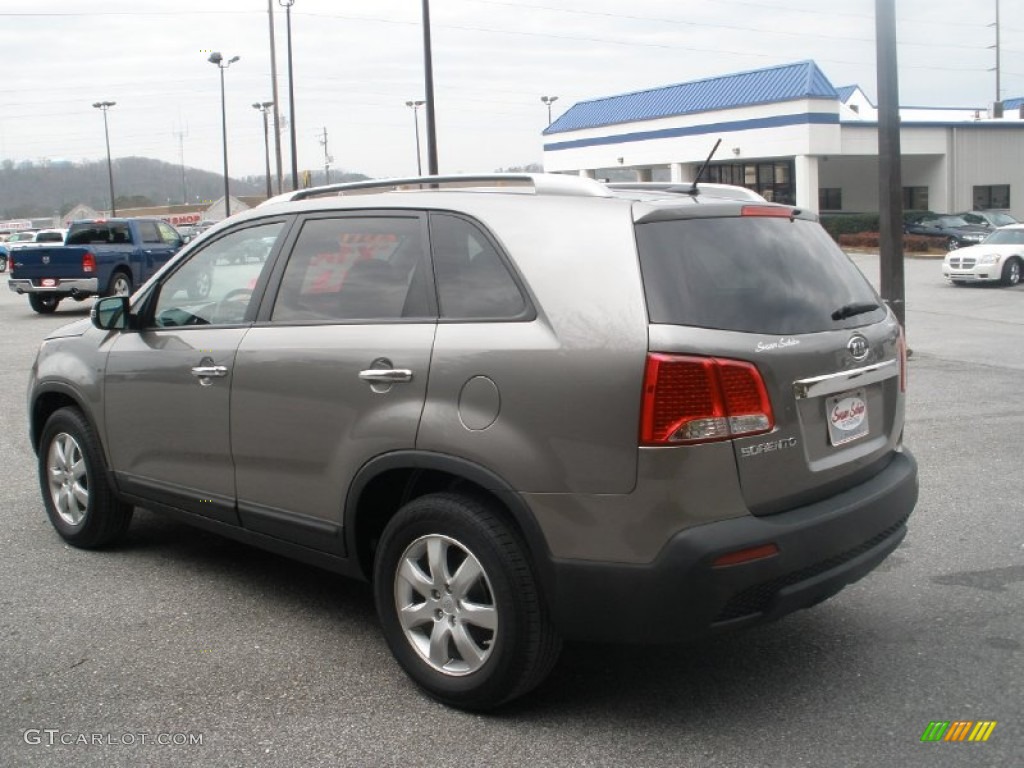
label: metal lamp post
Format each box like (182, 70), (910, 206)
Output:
(208, 52), (240, 218)
(405, 100), (425, 175)
(541, 95), (559, 125)
(92, 101), (117, 215)
(253, 101), (274, 198)
(279, 0), (299, 191)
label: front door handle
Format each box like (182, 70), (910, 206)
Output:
(358, 368), (413, 384)
(191, 365), (228, 379)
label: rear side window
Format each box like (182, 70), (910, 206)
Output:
(271, 216), (432, 323)
(429, 213), (527, 320)
(635, 217), (885, 334)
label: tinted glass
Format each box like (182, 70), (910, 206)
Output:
(429, 213), (526, 319)
(35, 231), (64, 243)
(271, 216), (430, 323)
(67, 223), (132, 245)
(636, 217), (885, 334)
(152, 221), (284, 327)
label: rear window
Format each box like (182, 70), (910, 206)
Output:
(636, 216), (885, 335)
(35, 231), (64, 243)
(67, 223), (132, 245)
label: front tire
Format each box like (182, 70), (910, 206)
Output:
(38, 407), (133, 548)
(1000, 257), (1021, 287)
(946, 237), (959, 251)
(373, 493), (562, 710)
(28, 294), (60, 314)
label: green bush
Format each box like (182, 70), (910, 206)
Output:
(820, 213), (880, 240)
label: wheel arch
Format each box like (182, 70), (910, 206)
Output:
(31, 385), (98, 455)
(345, 451), (554, 590)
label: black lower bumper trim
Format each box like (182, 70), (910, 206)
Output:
(544, 451), (917, 644)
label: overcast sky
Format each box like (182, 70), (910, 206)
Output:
(2, 0), (1022, 185)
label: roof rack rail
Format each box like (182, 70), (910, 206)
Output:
(262, 173), (613, 204)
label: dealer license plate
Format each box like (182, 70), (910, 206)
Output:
(826, 388), (869, 446)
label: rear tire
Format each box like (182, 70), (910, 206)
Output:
(38, 407), (133, 548)
(28, 294), (60, 314)
(1000, 257), (1021, 287)
(108, 270), (133, 297)
(373, 492), (562, 710)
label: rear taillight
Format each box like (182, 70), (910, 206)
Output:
(897, 326), (907, 393)
(82, 252), (95, 273)
(740, 205), (793, 218)
(640, 354), (774, 445)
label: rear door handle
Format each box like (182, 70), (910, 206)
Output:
(358, 368), (413, 384)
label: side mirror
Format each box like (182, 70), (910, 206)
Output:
(91, 296), (130, 330)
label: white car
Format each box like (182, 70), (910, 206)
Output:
(943, 224), (1024, 287)
(7, 229), (68, 249)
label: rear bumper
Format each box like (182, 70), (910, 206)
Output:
(8, 278), (98, 295)
(546, 450), (918, 643)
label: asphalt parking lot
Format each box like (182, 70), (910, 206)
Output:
(1, 255), (1021, 767)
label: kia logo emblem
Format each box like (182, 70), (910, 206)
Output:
(847, 334), (869, 361)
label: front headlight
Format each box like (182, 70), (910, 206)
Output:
(978, 253), (999, 265)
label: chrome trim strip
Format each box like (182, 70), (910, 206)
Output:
(792, 359), (897, 399)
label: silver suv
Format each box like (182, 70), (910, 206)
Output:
(27, 174), (917, 709)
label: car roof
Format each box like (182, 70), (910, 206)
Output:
(242, 173), (787, 228)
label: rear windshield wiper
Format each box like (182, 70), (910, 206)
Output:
(831, 301), (880, 321)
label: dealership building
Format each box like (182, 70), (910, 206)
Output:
(542, 60), (1024, 217)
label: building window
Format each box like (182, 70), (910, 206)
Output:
(973, 185), (1010, 210)
(819, 188), (842, 211)
(902, 186), (929, 211)
(706, 160), (795, 204)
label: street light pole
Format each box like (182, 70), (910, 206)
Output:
(267, 0), (284, 194)
(280, 0), (299, 191)
(540, 95), (559, 125)
(405, 100), (425, 175)
(208, 52), (240, 218)
(421, 0), (438, 175)
(253, 101), (274, 198)
(92, 101), (117, 215)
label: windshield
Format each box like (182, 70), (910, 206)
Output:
(984, 229), (1024, 245)
(636, 216), (885, 335)
(987, 212), (1017, 227)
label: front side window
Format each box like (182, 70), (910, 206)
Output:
(151, 221), (285, 327)
(271, 216), (430, 323)
(157, 222), (181, 244)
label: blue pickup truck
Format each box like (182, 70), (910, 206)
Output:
(7, 218), (188, 314)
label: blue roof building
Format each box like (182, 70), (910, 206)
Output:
(542, 61), (1024, 217)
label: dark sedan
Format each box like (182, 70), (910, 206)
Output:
(904, 214), (990, 250)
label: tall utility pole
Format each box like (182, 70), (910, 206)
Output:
(421, 0), (439, 175)
(280, 0), (299, 191)
(991, 0), (1002, 102)
(875, 0), (905, 328)
(172, 123), (188, 204)
(317, 126), (331, 185)
(267, 0), (284, 193)
(92, 101), (117, 215)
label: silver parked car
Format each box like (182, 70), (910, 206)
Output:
(27, 174), (917, 709)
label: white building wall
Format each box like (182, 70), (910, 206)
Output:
(948, 128), (1024, 217)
